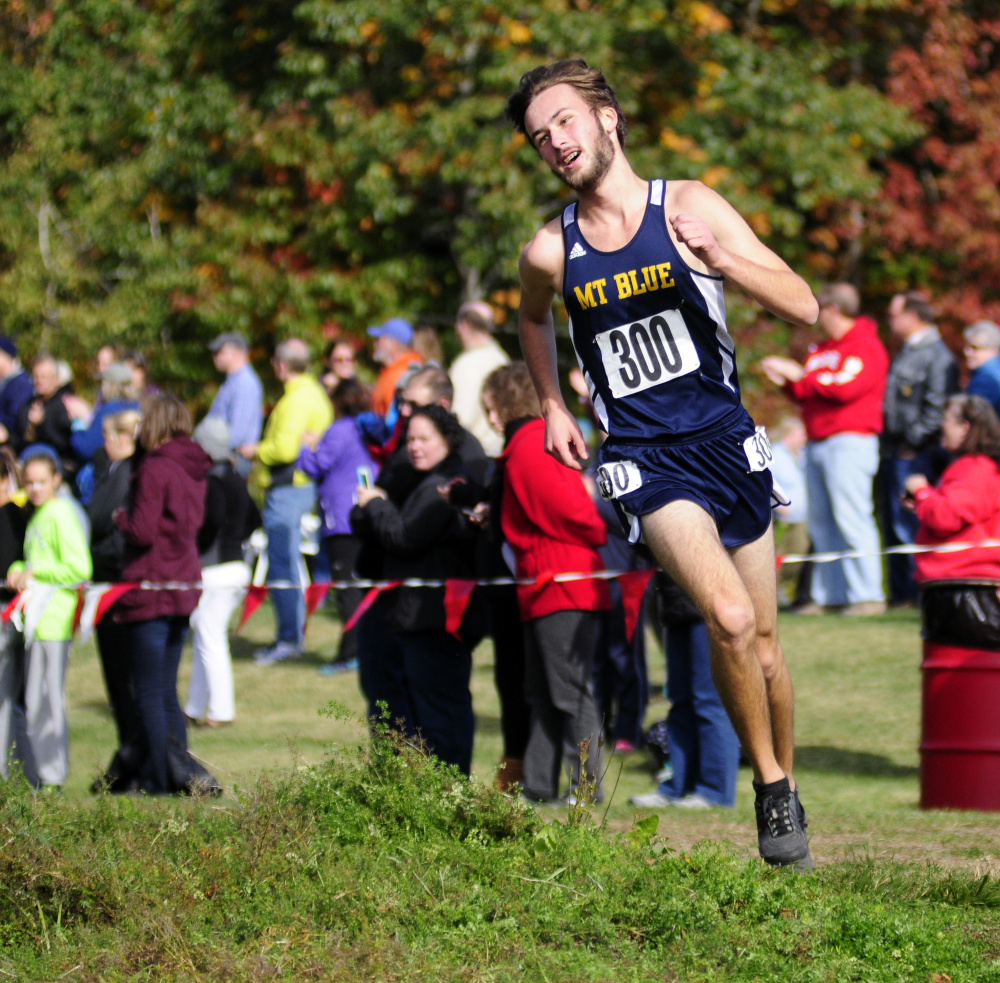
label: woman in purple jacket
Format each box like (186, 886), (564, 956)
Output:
(114, 395), (213, 795)
(297, 378), (377, 672)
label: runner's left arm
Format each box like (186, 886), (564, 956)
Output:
(670, 183), (818, 327)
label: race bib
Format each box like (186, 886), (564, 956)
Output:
(743, 426), (774, 472)
(595, 309), (701, 399)
(597, 460), (643, 501)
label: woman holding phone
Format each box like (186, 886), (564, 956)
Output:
(353, 405), (484, 774)
(298, 378), (377, 673)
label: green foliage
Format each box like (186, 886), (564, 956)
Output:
(1, 715), (1000, 980)
(0, 0), (938, 403)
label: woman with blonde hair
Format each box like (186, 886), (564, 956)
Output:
(87, 407), (142, 791)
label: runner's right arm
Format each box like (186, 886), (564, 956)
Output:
(517, 223), (590, 470)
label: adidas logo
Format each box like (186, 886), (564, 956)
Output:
(568, 242), (587, 260)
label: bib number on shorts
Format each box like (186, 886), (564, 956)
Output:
(743, 426), (773, 472)
(595, 309), (701, 399)
(597, 460), (643, 501)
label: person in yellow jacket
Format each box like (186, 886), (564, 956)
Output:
(238, 339), (332, 665)
(7, 451), (92, 788)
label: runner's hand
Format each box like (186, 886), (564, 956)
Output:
(543, 403), (589, 470)
(670, 213), (725, 269)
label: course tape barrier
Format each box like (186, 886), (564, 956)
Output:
(4, 538), (1000, 645)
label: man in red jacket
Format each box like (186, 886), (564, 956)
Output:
(763, 283), (889, 615)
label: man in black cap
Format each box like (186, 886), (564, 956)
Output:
(207, 332), (263, 479)
(0, 338), (33, 447)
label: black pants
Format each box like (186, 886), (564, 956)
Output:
(400, 630), (474, 776)
(95, 616), (145, 789)
(325, 534), (363, 663)
(357, 594), (414, 735)
(485, 585), (530, 759)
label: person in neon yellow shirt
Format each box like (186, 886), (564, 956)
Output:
(239, 339), (332, 665)
(7, 452), (92, 788)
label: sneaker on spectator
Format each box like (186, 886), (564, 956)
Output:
(254, 641), (301, 667)
(753, 777), (813, 870)
(319, 658), (359, 676)
(630, 789), (677, 809)
(790, 602), (837, 615)
(841, 601), (886, 617)
(673, 793), (714, 809)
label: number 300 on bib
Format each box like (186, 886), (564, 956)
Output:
(595, 309), (701, 400)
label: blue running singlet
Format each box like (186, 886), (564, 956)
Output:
(561, 179), (743, 441)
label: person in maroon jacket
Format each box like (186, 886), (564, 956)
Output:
(114, 395), (213, 795)
(762, 282), (889, 615)
(484, 362), (610, 804)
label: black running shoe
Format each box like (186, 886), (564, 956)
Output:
(793, 785), (808, 832)
(753, 778), (812, 870)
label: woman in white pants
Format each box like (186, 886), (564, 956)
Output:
(185, 418), (261, 727)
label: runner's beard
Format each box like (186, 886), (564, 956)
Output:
(556, 124), (615, 194)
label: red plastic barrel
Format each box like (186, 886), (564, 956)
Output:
(920, 643), (1000, 811)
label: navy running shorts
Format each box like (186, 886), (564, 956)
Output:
(596, 405), (773, 548)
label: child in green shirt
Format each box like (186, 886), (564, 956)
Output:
(7, 453), (92, 787)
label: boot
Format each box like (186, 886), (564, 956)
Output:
(495, 757), (524, 792)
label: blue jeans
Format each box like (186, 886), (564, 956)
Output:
(805, 434), (884, 606)
(660, 620), (739, 807)
(127, 616), (189, 795)
(263, 483), (315, 646)
(399, 631), (474, 776)
(879, 451), (934, 603)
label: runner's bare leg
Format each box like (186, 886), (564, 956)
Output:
(641, 499), (786, 786)
(729, 527), (795, 779)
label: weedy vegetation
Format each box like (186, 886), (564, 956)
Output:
(2, 699), (1000, 981)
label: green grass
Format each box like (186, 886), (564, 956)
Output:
(1, 603), (998, 980)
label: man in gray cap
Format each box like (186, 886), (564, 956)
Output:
(206, 332), (263, 479)
(963, 319), (1000, 418)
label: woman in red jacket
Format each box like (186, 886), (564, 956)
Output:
(483, 363), (610, 803)
(905, 394), (1000, 583)
(114, 395), (213, 795)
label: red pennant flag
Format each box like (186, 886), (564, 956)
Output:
(342, 581), (401, 635)
(618, 569), (656, 643)
(237, 585), (269, 633)
(95, 583), (138, 625)
(444, 579), (477, 639)
(72, 585), (86, 635)
(1, 591), (23, 624)
(303, 582), (331, 635)
(75, 582), (139, 642)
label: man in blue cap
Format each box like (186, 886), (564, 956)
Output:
(368, 318), (422, 418)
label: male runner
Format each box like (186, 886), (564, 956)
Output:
(506, 60), (819, 868)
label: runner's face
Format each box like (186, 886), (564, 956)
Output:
(525, 84), (616, 193)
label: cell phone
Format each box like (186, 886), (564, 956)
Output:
(356, 466), (373, 489)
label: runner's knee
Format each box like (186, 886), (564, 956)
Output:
(756, 639), (783, 680)
(708, 598), (755, 652)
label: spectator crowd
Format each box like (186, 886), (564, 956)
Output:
(0, 284), (998, 806)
